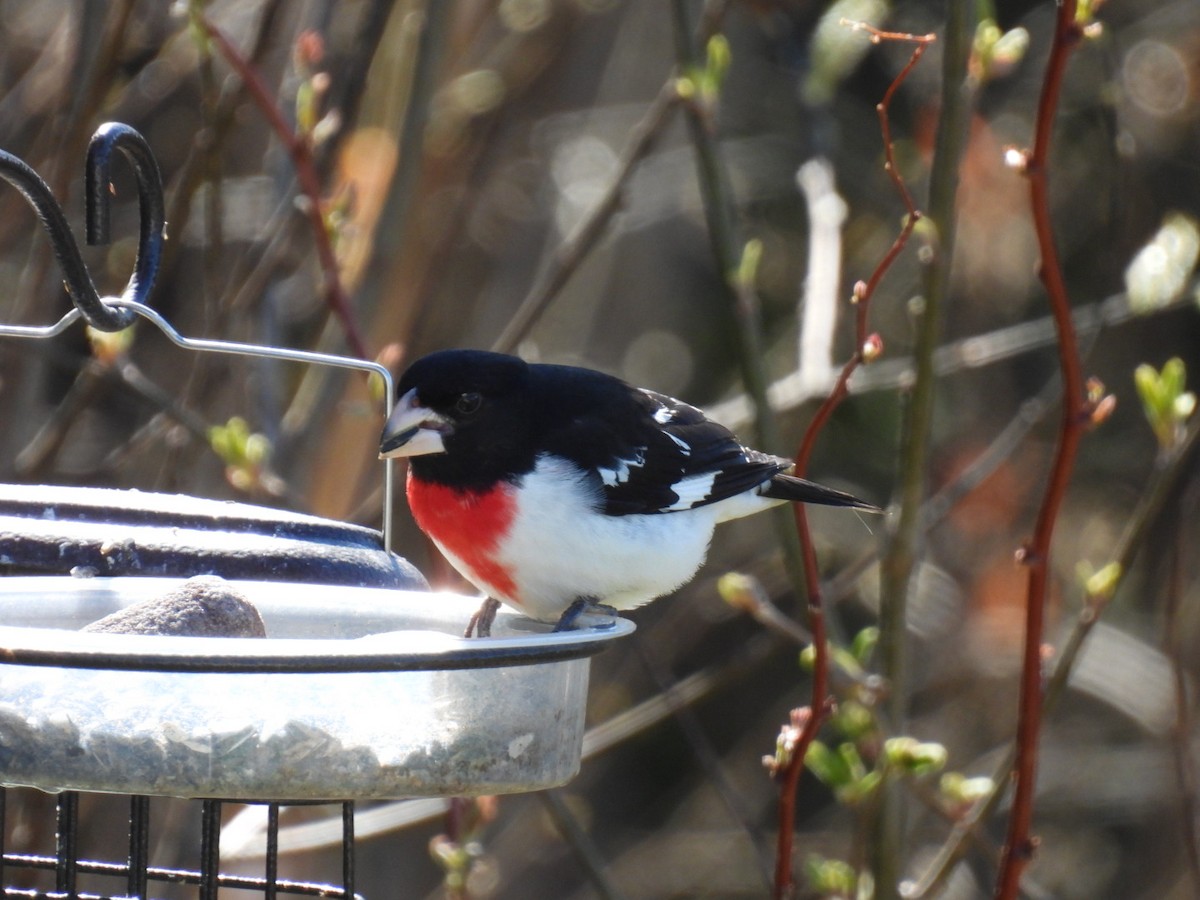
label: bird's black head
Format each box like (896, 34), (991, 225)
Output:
(380, 349), (536, 489)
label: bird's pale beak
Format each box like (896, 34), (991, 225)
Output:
(379, 388), (451, 458)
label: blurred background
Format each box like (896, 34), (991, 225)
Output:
(1, 0), (1199, 897)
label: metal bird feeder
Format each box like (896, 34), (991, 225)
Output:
(0, 125), (631, 898)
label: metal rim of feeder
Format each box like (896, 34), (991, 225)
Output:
(0, 597), (635, 674)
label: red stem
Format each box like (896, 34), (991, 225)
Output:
(993, 3), (1085, 898)
(771, 30), (933, 900)
(201, 20), (369, 360)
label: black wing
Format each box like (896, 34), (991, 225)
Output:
(529, 365), (785, 517)
(592, 389), (788, 515)
(528, 365), (878, 516)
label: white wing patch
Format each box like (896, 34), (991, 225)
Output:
(664, 431), (691, 455)
(661, 472), (718, 511)
(598, 447), (647, 487)
(650, 398), (676, 425)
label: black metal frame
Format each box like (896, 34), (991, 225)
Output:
(0, 789), (359, 899)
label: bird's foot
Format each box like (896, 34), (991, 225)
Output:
(465, 597), (501, 639)
(552, 598), (619, 632)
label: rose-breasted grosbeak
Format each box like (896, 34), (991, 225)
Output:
(379, 349), (877, 637)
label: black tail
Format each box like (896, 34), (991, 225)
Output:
(761, 473), (881, 512)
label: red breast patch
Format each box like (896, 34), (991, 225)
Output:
(407, 471), (519, 602)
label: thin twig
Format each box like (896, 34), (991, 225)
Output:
(44, 0), (138, 199)
(821, 317), (1107, 646)
(668, 0), (814, 702)
(353, 0), (450, 338)
(633, 638), (775, 889)
(669, 0), (777, 452)
(773, 27), (933, 900)
(673, 7), (816, 890)
(1166, 479), (1200, 891)
(199, 17), (369, 359)
(493, 82), (681, 354)
(994, 3), (1086, 895)
(704, 287), (1194, 431)
(317, 0), (403, 174)
(162, 0), (286, 283)
(197, 16), (224, 327)
(7, 0), (139, 327)
(582, 632), (778, 758)
(874, 5), (975, 895)
(153, 0), (285, 490)
(538, 791), (629, 900)
(13, 360), (107, 477)
(724, 573), (814, 646)
(909, 412), (1200, 899)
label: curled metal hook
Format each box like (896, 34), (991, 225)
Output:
(85, 123), (165, 324)
(0, 122), (164, 332)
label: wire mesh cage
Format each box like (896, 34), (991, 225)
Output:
(0, 792), (358, 900)
(0, 124), (632, 898)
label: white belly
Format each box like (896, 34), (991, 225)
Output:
(496, 456), (723, 622)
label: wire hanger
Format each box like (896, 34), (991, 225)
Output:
(0, 123), (396, 550)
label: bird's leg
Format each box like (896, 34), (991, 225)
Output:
(465, 597), (501, 638)
(552, 597), (619, 632)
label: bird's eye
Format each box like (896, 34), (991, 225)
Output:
(455, 391), (482, 415)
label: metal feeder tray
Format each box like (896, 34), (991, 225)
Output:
(0, 576), (633, 800)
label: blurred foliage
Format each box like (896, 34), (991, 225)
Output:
(1134, 355), (1195, 453)
(208, 414), (273, 492)
(1, 0), (1199, 898)
(805, 853), (860, 899)
(1125, 212), (1200, 314)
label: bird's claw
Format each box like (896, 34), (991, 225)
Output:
(465, 597), (501, 638)
(553, 598), (619, 632)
